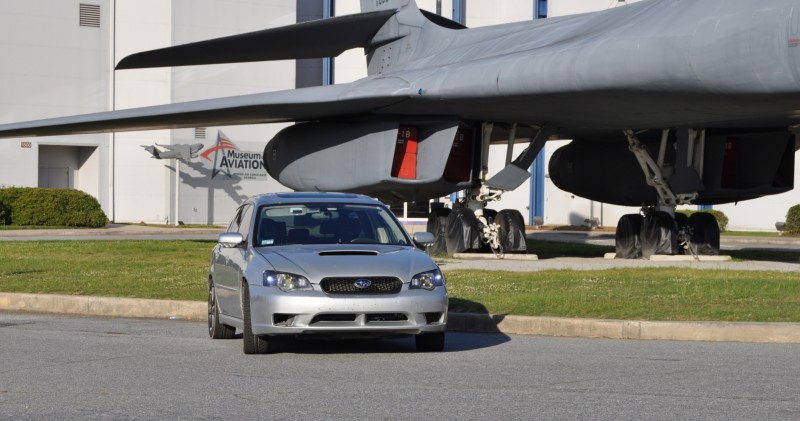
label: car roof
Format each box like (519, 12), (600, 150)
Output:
(248, 192), (382, 207)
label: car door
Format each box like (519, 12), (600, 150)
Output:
(214, 203), (253, 319)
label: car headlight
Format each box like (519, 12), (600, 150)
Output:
(410, 269), (445, 291)
(263, 270), (312, 292)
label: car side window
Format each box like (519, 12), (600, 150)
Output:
(238, 204), (254, 240)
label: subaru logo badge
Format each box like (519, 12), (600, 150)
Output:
(354, 279), (372, 289)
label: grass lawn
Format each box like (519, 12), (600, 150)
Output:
(723, 231), (782, 238)
(1, 240), (799, 322)
(446, 269), (800, 322)
(0, 241), (212, 301)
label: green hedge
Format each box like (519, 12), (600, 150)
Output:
(785, 205), (800, 236)
(0, 200), (9, 225)
(0, 187), (108, 227)
(676, 209), (729, 232)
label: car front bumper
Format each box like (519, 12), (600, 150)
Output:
(248, 285), (448, 336)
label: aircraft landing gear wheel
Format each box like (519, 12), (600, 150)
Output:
(640, 211), (678, 258)
(242, 282), (271, 354)
(615, 214), (643, 259)
(415, 332), (445, 352)
(687, 212), (720, 256)
(445, 207), (482, 255)
(425, 208), (451, 256)
(496, 209), (527, 254)
(674, 212), (689, 255)
(208, 279), (235, 339)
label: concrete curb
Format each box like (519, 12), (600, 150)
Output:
(3, 292), (800, 344)
(602, 253), (733, 261)
(0, 293), (205, 321)
(445, 313), (800, 344)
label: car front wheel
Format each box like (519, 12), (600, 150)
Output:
(241, 281), (271, 354)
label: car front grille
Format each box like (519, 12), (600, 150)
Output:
(309, 313), (408, 325)
(320, 277), (403, 295)
(311, 314), (357, 324)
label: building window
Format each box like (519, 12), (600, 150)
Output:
(452, 0), (466, 25)
(535, 0), (548, 19)
(323, 0), (335, 85)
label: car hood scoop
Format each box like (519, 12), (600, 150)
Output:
(318, 250), (379, 256)
(256, 244), (432, 281)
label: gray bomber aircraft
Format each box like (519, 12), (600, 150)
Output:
(1, 0), (800, 258)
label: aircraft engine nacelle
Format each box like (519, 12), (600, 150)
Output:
(548, 140), (657, 206)
(549, 130), (796, 206)
(264, 121), (476, 203)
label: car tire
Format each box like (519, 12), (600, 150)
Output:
(242, 282), (271, 354)
(415, 332), (445, 352)
(208, 279), (236, 339)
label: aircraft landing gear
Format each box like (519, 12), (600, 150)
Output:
(615, 129), (720, 259)
(425, 122), (556, 257)
(427, 199), (527, 257)
(615, 207), (721, 259)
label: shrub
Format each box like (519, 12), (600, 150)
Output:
(676, 209), (729, 232)
(785, 204), (800, 236)
(0, 187), (108, 228)
(0, 200), (9, 225)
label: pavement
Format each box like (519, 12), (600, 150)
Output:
(2, 224), (800, 343)
(527, 229), (800, 252)
(0, 223), (224, 241)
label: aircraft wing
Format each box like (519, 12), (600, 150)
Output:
(115, 10), (398, 69)
(0, 77), (412, 138)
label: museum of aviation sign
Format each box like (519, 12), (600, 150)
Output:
(201, 131), (267, 180)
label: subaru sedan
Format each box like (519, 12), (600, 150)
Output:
(208, 192), (447, 354)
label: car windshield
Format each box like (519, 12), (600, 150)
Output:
(253, 203), (411, 247)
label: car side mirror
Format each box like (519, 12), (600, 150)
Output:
(218, 232), (245, 248)
(413, 232), (435, 246)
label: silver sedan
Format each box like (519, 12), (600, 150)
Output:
(208, 192), (448, 354)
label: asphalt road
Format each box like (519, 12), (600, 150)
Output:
(2, 313), (798, 420)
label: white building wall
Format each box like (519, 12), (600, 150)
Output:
(112, 0), (174, 223)
(113, 0), (299, 224)
(467, 0), (533, 26)
(1, 0), (302, 224)
(167, 0), (296, 225)
(0, 0), (112, 208)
